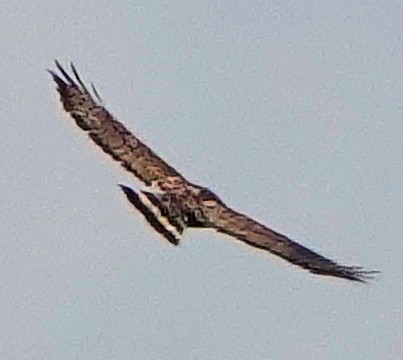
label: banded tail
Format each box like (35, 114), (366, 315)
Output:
(119, 185), (184, 246)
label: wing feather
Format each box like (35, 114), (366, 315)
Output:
(212, 205), (378, 282)
(49, 61), (185, 190)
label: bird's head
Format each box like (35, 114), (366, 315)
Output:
(198, 187), (223, 208)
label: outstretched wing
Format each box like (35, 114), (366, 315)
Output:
(49, 61), (185, 191)
(211, 205), (377, 282)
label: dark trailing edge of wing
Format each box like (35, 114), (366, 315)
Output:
(119, 185), (180, 246)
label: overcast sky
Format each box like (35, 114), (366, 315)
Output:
(1, 1), (402, 359)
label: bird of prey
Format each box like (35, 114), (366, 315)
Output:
(49, 61), (377, 283)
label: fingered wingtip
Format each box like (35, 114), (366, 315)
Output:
(47, 68), (56, 77)
(49, 59), (103, 103)
(70, 61), (88, 93)
(54, 59), (61, 69)
(309, 263), (380, 283)
(340, 267), (380, 283)
(47, 67), (68, 88)
(52, 60), (75, 84)
(91, 82), (103, 102)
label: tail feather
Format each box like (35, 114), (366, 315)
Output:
(119, 185), (184, 246)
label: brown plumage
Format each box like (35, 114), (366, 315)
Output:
(49, 61), (378, 283)
(49, 61), (185, 192)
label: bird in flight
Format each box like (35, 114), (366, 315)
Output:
(49, 61), (377, 283)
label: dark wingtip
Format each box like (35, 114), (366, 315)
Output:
(54, 60), (75, 84)
(91, 82), (103, 102)
(49, 60), (103, 105)
(70, 62), (89, 93)
(47, 68), (58, 79)
(315, 266), (380, 283)
(54, 59), (62, 70)
(47, 68), (67, 88)
(349, 269), (380, 283)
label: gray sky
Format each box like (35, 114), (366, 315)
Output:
(1, 1), (402, 359)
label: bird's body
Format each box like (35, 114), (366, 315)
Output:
(49, 61), (377, 282)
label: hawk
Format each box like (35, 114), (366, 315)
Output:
(49, 61), (377, 282)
